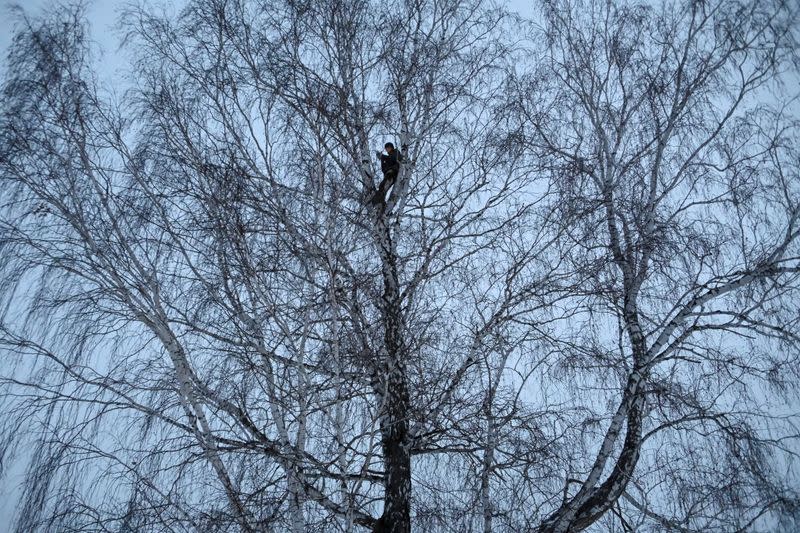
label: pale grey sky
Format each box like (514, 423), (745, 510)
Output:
(1, 0), (536, 76)
(1, 1), (120, 59)
(1, 1), (118, 87)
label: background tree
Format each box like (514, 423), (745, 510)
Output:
(508, 0), (800, 530)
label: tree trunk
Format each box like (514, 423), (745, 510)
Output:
(372, 206), (411, 533)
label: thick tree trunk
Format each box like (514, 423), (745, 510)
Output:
(375, 368), (411, 533)
(357, 133), (413, 533)
(372, 218), (411, 533)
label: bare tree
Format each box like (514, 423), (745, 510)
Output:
(507, 0), (800, 531)
(0, 0), (533, 531)
(0, 0), (799, 532)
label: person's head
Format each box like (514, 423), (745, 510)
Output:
(384, 142), (395, 153)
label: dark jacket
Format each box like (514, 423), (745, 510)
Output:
(380, 150), (401, 175)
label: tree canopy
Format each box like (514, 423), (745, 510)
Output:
(1, 0), (799, 531)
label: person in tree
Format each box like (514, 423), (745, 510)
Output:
(373, 142), (401, 205)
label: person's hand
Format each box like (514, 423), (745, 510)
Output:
(375, 150), (382, 159)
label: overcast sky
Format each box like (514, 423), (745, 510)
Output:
(1, 0), (121, 62)
(1, 0), (536, 80)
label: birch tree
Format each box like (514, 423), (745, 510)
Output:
(508, 0), (800, 531)
(1, 0), (799, 532)
(0, 0), (533, 531)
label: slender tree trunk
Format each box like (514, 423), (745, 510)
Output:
(481, 413), (496, 533)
